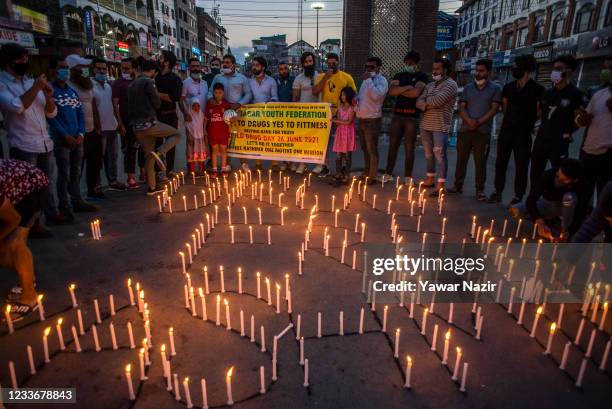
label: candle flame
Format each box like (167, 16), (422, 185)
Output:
(37, 294), (43, 302)
(445, 330), (451, 340)
(44, 327), (51, 336)
(139, 347), (145, 355)
(227, 366), (234, 378)
(536, 306), (543, 314)
(550, 323), (557, 333)
(126, 364), (131, 372)
(184, 377), (189, 383)
(161, 344), (166, 352)
(456, 347), (461, 354)
(407, 355), (412, 363)
(199, 287), (204, 297)
(256, 272), (260, 277)
(179, 251), (184, 256)
(169, 327), (173, 333)
(139, 290), (144, 299)
(57, 318), (63, 325)
(396, 328), (400, 334)
(69, 284), (75, 290)
(224, 299), (229, 306)
(5, 304), (11, 313)
(604, 302), (609, 309)
(265, 278), (270, 283)
(127, 278), (132, 286)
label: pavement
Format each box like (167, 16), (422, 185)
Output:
(0, 121), (609, 409)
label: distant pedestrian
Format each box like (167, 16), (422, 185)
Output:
(331, 87), (357, 186)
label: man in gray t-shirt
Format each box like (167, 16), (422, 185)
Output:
(447, 59), (501, 200)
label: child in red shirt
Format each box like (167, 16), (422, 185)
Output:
(204, 83), (231, 177)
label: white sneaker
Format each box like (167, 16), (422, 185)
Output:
(378, 174), (393, 183)
(279, 162), (287, 171)
(241, 163), (250, 171)
(296, 163), (306, 174)
(290, 162), (298, 172)
(312, 164), (323, 174)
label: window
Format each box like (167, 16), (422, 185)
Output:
(505, 32), (514, 49)
(550, 12), (565, 39)
(517, 27), (528, 46)
(173, 28), (176, 37)
(483, 10), (488, 27)
(606, 1), (612, 26)
(491, 7), (496, 24)
(475, 15), (480, 31)
(172, 9), (174, 19)
(534, 14), (545, 43)
(574, 3), (594, 34)
(522, 0), (530, 10)
(155, 0), (159, 10)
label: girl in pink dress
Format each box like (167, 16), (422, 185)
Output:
(331, 87), (357, 185)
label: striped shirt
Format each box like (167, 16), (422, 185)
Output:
(416, 77), (458, 132)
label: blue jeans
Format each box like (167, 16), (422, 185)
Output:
(512, 194), (577, 232)
(9, 147), (57, 218)
(101, 130), (119, 184)
(54, 141), (84, 209)
(420, 129), (448, 183)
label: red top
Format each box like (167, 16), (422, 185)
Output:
(205, 98), (230, 145)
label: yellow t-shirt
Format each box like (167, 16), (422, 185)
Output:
(315, 71), (357, 115)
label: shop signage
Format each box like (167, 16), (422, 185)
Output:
(116, 41), (129, 53)
(533, 43), (553, 63)
(0, 27), (35, 48)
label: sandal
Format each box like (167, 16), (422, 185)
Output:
(6, 282), (37, 303)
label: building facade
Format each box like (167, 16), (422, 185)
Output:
(196, 6), (227, 64)
(249, 34), (288, 72)
(149, 0), (177, 55)
(174, 0), (197, 68)
(343, 0), (438, 77)
(286, 39), (314, 68)
(454, 0), (612, 88)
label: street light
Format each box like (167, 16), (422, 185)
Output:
(311, 2), (325, 70)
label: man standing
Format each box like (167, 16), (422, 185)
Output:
(292, 51), (320, 174)
(210, 54), (252, 170)
(488, 55), (543, 205)
(204, 57), (221, 88)
(92, 58), (125, 191)
(275, 62), (294, 103)
(65, 54), (103, 200)
(248, 56), (278, 171)
(112, 57), (140, 188)
(128, 59), (181, 195)
(381, 51), (427, 184)
(47, 56), (97, 218)
(447, 59), (501, 201)
(312, 53), (356, 177)
(355, 57), (388, 183)
(155, 51), (183, 177)
(181, 57), (209, 110)
(530, 55), (587, 190)
(0, 44), (68, 231)
(416, 58), (458, 196)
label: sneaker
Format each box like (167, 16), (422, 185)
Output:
(146, 185), (165, 195)
(317, 167), (330, 178)
(241, 163), (250, 172)
(446, 187), (462, 194)
(127, 177), (139, 189)
(378, 173), (393, 183)
(157, 171), (168, 182)
(150, 151), (166, 171)
(312, 164), (323, 174)
(509, 197), (522, 206)
(72, 201), (98, 212)
(289, 162), (298, 172)
(487, 192), (502, 203)
(296, 163), (306, 174)
(108, 182), (127, 191)
(46, 213), (74, 225)
(476, 191), (487, 201)
(279, 162), (288, 171)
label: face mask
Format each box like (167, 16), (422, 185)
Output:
(304, 66), (315, 77)
(121, 73), (132, 80)
(95, 73), (107, 82)
(600, 68), (611, 85)
(550, 70), (564, 84)
(222, 67), (233, 75)
(211, 67), (220, 75)
(329, 64), (338, 73)
(57, 68), (70, 82)
(432, 74), (442, 81)
(190, 73), (201, 80)
(511, 67), (525, 79)
(11, 62), (29, 76)
(369, 71), (376, 78)
(81, 68), (90, 78)
(404, 65), (416, 73)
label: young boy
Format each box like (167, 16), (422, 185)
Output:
(204, 83), (231, 177)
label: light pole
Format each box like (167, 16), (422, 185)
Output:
(311, 2), (325, 69)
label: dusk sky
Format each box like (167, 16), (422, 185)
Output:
(196, 0), (463, 61)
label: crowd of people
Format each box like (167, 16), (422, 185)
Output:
(0, 42), (611, 317)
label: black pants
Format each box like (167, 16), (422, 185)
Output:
(580, 148), (612, 198)
(493, 127), (532, 199)
(335, 152), (352, 177)
(122, 126), (145, 174)
(157, 112), (179, 172)
(385, 115), (418, 177)
(530, 136), (569, 192)
(453, 130), (490, 192)
(15, 187), (47, 227)
(357, 118), (382, 178)
(83, 131), (103, 195)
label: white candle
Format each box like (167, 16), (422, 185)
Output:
(421, 308), (428, 335)
(544, 323), (557, 354)
(125, 364), (136, 400)
(275, 284), (281, 314)
(261, 326), (266, 351)
(515, 218), (522, 238)
(42, 327), (51, 362)
(69, 284), (77, 307)
(300, 337), (305, 365)
(599, 302), (609, 331)
(530, 306), (542, 338)
(431, 324), (439, 351)
(260, 366), (266, 394)
(183, 377), (193, 408)
(138, 348), (147, 380)
(169, 327), (176, 355)
(183, 195), (187, 212)
(251, 315), (255, 342)
(576, 358), (587, 387)
(452, 347), (462, 380)
(460, 362), (469, 392)
(442, 330), (451, 364)
(354, 213), (360, 232)
(394, 328), (400, 357)
(4, 305), (13, 334)
(339, 311), (344, 335)
(127, 321), (135, 349)
(404, 356), (412, 388)
(266, 278), (272, 305)
(417, 215), (421, 232)
(267, 225), (271, 245)
(56, 318), (65, 350)
(317, 312), (322, 338)
(220, 265), (225, 293)
(382, 305), (388, 332)
(224, 299), (231, 330)
(230, 225), (235, 244)
(359, 307), (364, 334)
(361, 222), (366, 242)
(110, 322), (118, 350)
(256, 272), (261, 299)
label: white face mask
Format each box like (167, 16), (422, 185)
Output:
(550, 70), (564, 84)
(121, 73), (132, 80)
(432, 74), (442, 81)
(475, 78), (486, 86)
(222, 67), (233, 75)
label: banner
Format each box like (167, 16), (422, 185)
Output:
(227, 102), (331, 164)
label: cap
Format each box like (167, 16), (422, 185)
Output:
(66, 54), (92, 69)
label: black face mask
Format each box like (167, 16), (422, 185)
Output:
(12, 62), (29, 76)
(211, 67), (220, 75)
(329, 64), (338, 73)
(304, 65), (315, 77)
(511, 67), (525, 80)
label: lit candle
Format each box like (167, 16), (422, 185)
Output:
(354, 213), (360, 232)
(55, 318), (65, 350)
(442, 329), (451, 364)
(242, 206), (248, 224)
(230, 225), (235, 244)
(382, 305), (388, 332)
(216, 295), (221, 325)
(515, 218), (522, 238)
(266, 278), (272, 305)
(600, 302), (609, 331)
(4, 305), (14, 334)
(125, 364), (136, 400)
(42, 327), (51, 362)
(224, 299), (231, 330)
(421, 308), (428, 335)
(267, 225), (271, 245)
(183, 377), (193, 408)
(361, 222), (366, 242)
(441, 217), (447, 235)
(69, 284), (77, 307)
(394, 328), (400, 357)
(110, 322), (118, 350)
(183, 195), (188, 212)
(530, 306), (543, 338)
(169, 327), (176, 355)
(404, 356), (412, 388)
(275, 284), (281, 314)
(256, 272), (261, 299)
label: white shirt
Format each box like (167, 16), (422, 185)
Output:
(92, 80), (118, 132)
(355, 73), (388, 119)
(248, 75), (278, 103)
(293, 72), (321, 102)
(68, 80), (95, 132)
(584, 87), (612, 155)
(182, 76), (209, 108)
(0, 71), (56, 153)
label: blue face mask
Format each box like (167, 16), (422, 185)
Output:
(57, 68), (70, 82)
(95, 73), (108, 82)
(81, 68), (90, 78)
